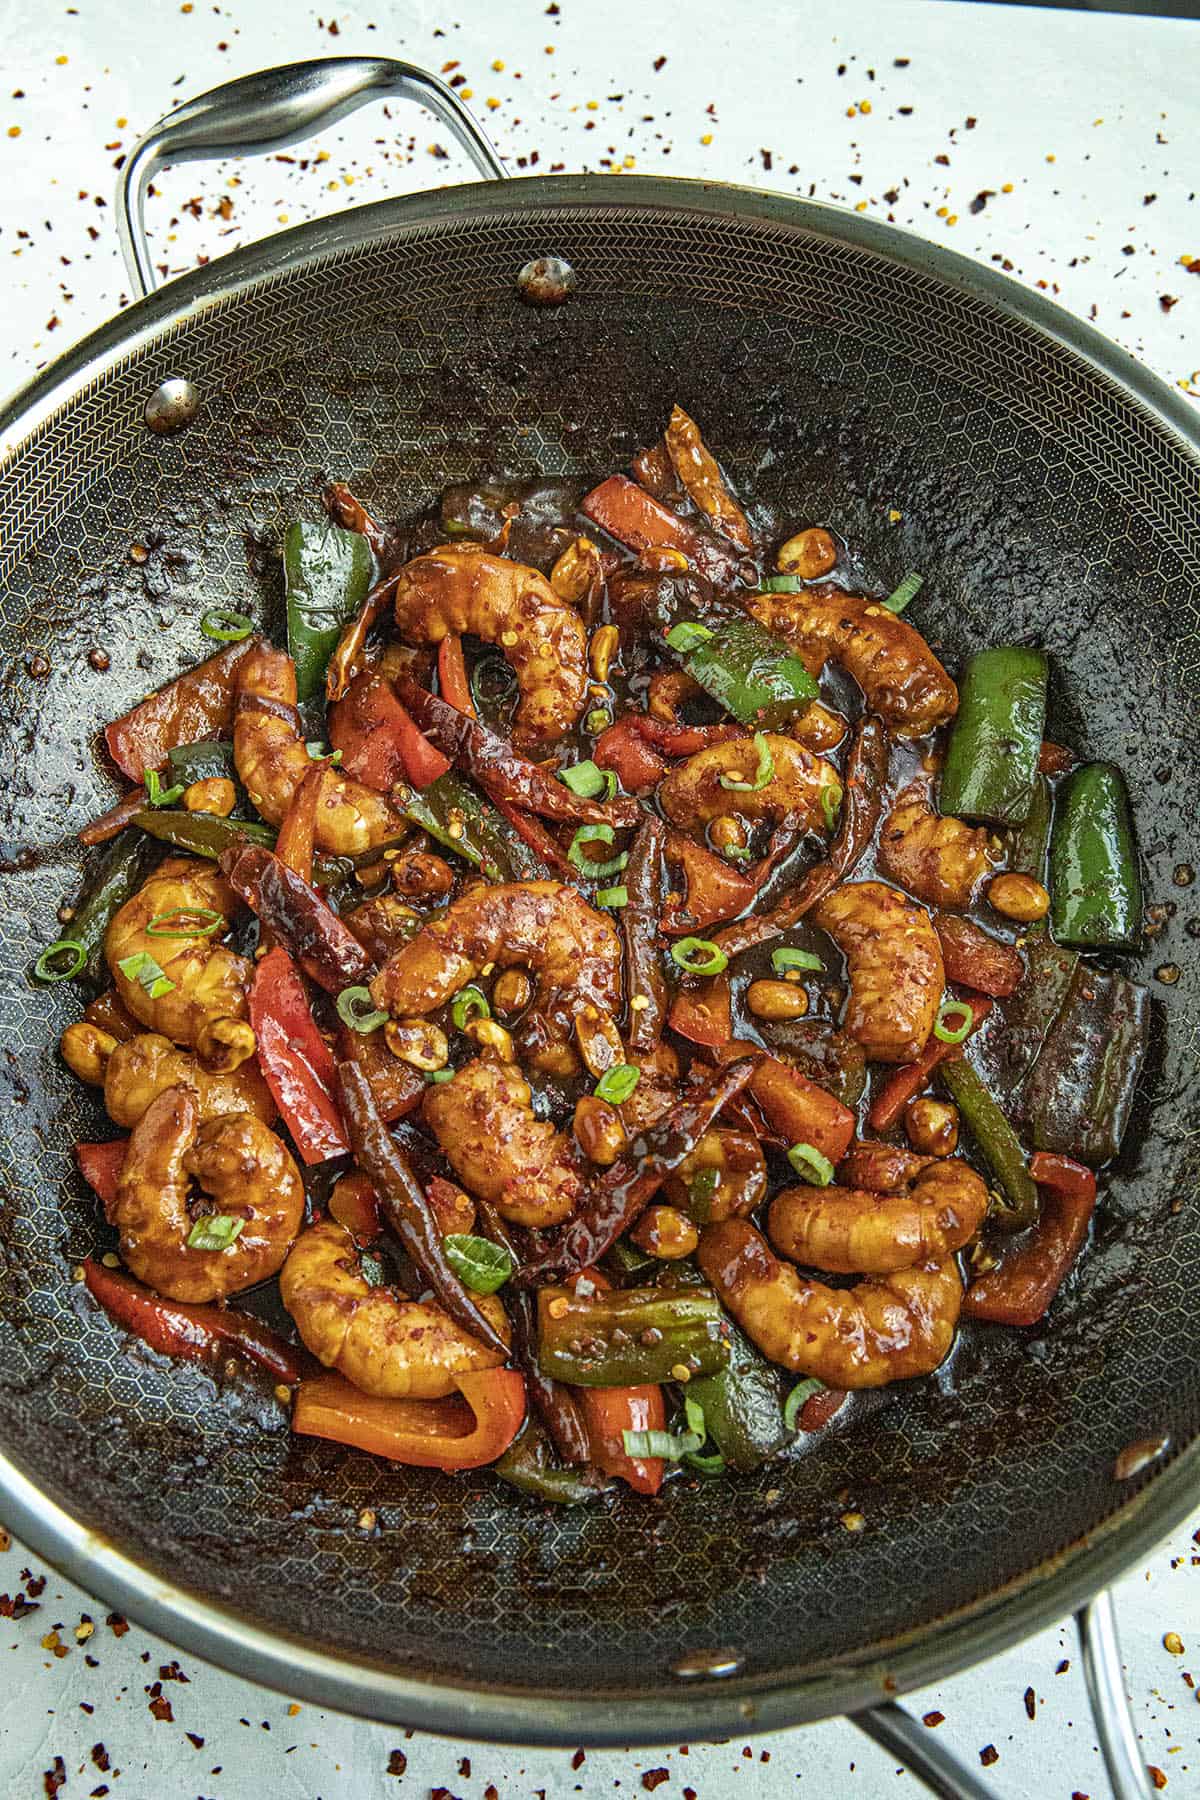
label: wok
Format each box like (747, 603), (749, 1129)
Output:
(0, 57), (1197, 1800)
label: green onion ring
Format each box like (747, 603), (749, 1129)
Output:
(451, 984), (490, 1031)
(771, 946), (823, 975)
(933, 998), (975, 1045)
(718, 731), (775, 793)
(786, 1141), (834, 1186)
(200, 607), (254, 643)
(882, 572), (924, 615)
(783, 1377), (825, 1432)
(336, 985), (388, 1033)
(669, 937), (728, 976)
(820, 781), (843, 833)
(594, 1064), (640, 1105)
(146, 907), (224, 939)
(567, 824), (629, 880)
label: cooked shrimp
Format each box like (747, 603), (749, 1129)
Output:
(280, 1219), (509, 1400)
(768, 1158), (989, 1274)
(233, 642), (406, 852)
(423, 1056), (584, 1227)
(698, 1219), (962, 1388)
(370, 881), (621, 1057)
(112, 1087), (304, 1302)
(105, 859), (251, 1050)
(104, 1032), (275, 1130)
(811, 880), (943, 1063)
(658, 733), (839, 832)
(877, 781), (993, 910)
(838, 1141), (935, 1193)
(663, 1129), (767, 1221)
(617, 1039), (682, 1135)
(746, 589), (957, 738)
(392, 545), (588, 744)
(647, 666), (705, 725)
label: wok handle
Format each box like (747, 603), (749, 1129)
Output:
(853, 1589), (1153, 1800)
(115, 56), (507, 298)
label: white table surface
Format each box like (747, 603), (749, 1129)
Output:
(2, 0), (1198, 1794)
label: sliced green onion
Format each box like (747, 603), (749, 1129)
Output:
(451, 984), (490, 1030)
(771, 946), (823, 976)
(200, 607), (254, 643)
(586, 706), (613, 734)
(336, 985), (387, 1033)
(882, 572), (924, 615)
(665, 621), (715, 653)
(567, 824), (629, 880)
(683, 1446), (728, 1474)
(595, 884), (628, 908)
(443, 1233), (513, 1295)
(783, 1377), (825, 1432)
(470, 652), (519, 715)
(186, 1213), (245, 1253)
(117, 950), (176, 1000)
(32, 938), (87, 983)
(559, 759), (606, 799)
(820, 781), (843, 833)
(305, 741), (343, 765)
(426, 1068), (456, 1084)
(689, 1167), (719, 1203)
(760, 574), (804, 593)
(933, 998), (975, 1045)
(718, 731), (775, 793)
(786, 1142), (834, 1186)
(684, 1394), (708, 1438)
(670, 937), (728, 976)
(145, 768), (185, 808)
(146, 906), (224, 940)
(723, 845), (753, 861)
(594, 1064), (640, 1105)
(621, 1427), (705, 1461)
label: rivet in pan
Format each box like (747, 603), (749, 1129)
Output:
(144, 377), (200, 434)
(672, 1646), (744, 1680)
(516, 255), (577, 306)
(1113, 1435), (1170, 1481)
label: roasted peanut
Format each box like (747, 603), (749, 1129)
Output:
(777, 527), (837, 580)
(492, 968), (533, 1019)
(549, 535), (601, 604)
(196, 1016), (257, 1072)
(746, 978), (810, 1022)
(388, 849), (455, 900)
(791, 700), (848, 754)
(573, 1094), (627, 1165)
(640, 545), (690, 572)
(464, 1016), (516, 1061)
(588, 624), (619, 685)
(904, 1096), (959, 1157)
(385, 1018), (449, 1071)
(60, 1021), (116, 1085)
(574, 1003), (624, 1079)
(987, 872), (1050, 923)
(709, 814), (748, 852)
(631, 1204), (700, 1260)
(182, 777), (237, 817)
(84, 989), (141, 1043)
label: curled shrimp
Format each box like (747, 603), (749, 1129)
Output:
(697, 1219), (962, 1388)
(392, 545), (588, 744)
(877, 781), (993, 910)
(423, 1056), (583, 1227)
(234, 643), (406, 853)
(658, 733), (839, 831)
(811, 880), (944, 1063)
(105, 858), (252, 1051)
(370, 880), (621, 1054)
(768, 1157), (989, 1274)
(663, 1128), (767, 1221)
(747, 589), (957, 738)
(104, 1032), (275, 1130)
(112, 1086), (304, 1302)
(281, 1219), (509, 1399)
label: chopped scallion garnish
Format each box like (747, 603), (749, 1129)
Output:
(718, 731), (774, 793)
(820, 781), (843, 833)
(559, 759), (607, 799)
(933, 999), (974, 1045)
(882, 572), (924, 615)
(186, 1213), (245, 1253)
(665, 621), (715, 653)
(146, 906), (224, 939)
(786, 1142), (834, 1186)
(595, 884), (628, 908)
(145, 768), (185, 808)
(567, 823), (629, 880)
(32, 938), (87, 984)
(771, 947), (823, 976)
(669, 937), (728, 976)
(117, 950), (176, 1000)
(335, 985), (387, 1033)
(760, 574), (803, 593)
(621, 1426), (706, 1461)
(200, 607), (254, 643)
(594, 1064), (640, 1105)
(451, 984), (490, 1030)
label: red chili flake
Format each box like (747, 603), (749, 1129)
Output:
(90, 1787), (110, 1798)
(934, 153), (950, 166)
(43, 1758), (67, 1798)
(970, 190), (996, 215)
(1161, 296), (1179, 311)
(1023, 1686), (1036, 1720)
(106, 1611), (129, 1636)
(458, 1758), (471, 1777)
(760, 149), (773, 171)
(186, 1732), (205, 1749)
(328, 18), (339, 32)
(742, 1746), (753, 1758)
(430, 1790), (463, 1800)
(386, 1750), (407, 1777)
(485, 1789), (499, 1800)
(653, 55), (667, 70)
(1148, 1769), (1167, 1791)
(24, 1572), (46, 1597)
(684, 1790), (698, 1800)
(146, 1683), (174, 1723)
(80, 1703), (94, 1715)
(922, 1711), (945, 1727)
(572, 1749), (586, 1769)
(0, 1589), (40, 1619)
(91, 1745), (110, 1772)
(980, 1745), (999, 1767)
(159, 1659), (190, 1681)
(642, 1773), (670, 1793)
(1056, 1658), (1070, 1674)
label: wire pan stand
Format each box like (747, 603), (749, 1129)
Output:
(69, 52), (1157, 1800)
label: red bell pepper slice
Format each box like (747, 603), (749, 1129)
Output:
(329, 664), (450, 792)
(75, 1140), (129, 1216)
(667, 974), (733, 1048)
(577, 1384), (666, 1496)
(867, 995), (994, 1133)
(274, 762), (325, 882)
(104, 637), (258, 782)
(594, 716), (669, 794)
(249, 946), (348, 1164)
(963, 1157), (1097, 1327)
(290, 1368), (527, 1469)
(582, 475), (699, 556)
(83, 1258), (309, 1385)
(662, 832), (755, 935)
(934, 915), (1024, 998)
(1038, 739), (1077, 777)
(437, 634), (476, 716)
(746, 1055), (856, 1166)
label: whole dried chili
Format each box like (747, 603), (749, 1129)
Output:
(83, 1259), (309, 1385)
(934, 913), (1024, 997)
(336, 1062), (509, 1356)
(622, 815), (668, 1053)
(220, 845), (373, 994)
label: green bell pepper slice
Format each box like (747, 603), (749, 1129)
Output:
(165, 739), (238, 787)
(284, 520), (374, 702)
(50, 830), (157, 987)
(938, 1057), (1039, 1231)
(939, 646), (1047, 825)
(685, 1321), (789, 1472)
(683, 617), (819, 728)
(1020, 961), (1150, 1167)
(401, 771), (545, 883)
(491, 1420), (609, 1505)
(537, 1284), (731, 1387)
(1048, 761), (1142, 949)
(133, 808), (347, 888)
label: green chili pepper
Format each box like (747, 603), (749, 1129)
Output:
(685, 1322), (789, 1472)
(537, 1284), (731, 1387)
(598, 1237), (659, 1285)
(1048, 762), (1142, 950)
(165, 739), (238, 788)
(284, 520), (374, 702)
(43, 830), (156, 988)
(681, 617), (819, 728)
(1020, 961), (1150, 1167)
(400, 772), (529, 883)
(939, 647), (1047, 825)
(133, 807), (346, 888)
(938, 1057), (1039, 1231)
(492, 1420), (609, 1505)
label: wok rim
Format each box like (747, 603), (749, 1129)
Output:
(1, 171), (1197, 1741)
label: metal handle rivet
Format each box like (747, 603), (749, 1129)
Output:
(144, 377), (201, 434)
(516, 256), (577, 306)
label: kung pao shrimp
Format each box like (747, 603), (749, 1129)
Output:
(37, 405), (1150, 1499)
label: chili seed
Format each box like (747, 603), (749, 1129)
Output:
(1156, 963), (1181, 985)
(25, 653), (50, 679)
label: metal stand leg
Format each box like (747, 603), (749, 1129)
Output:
(1077, 1590), (1153, 1800)
(853, 1701), (998, 1800)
